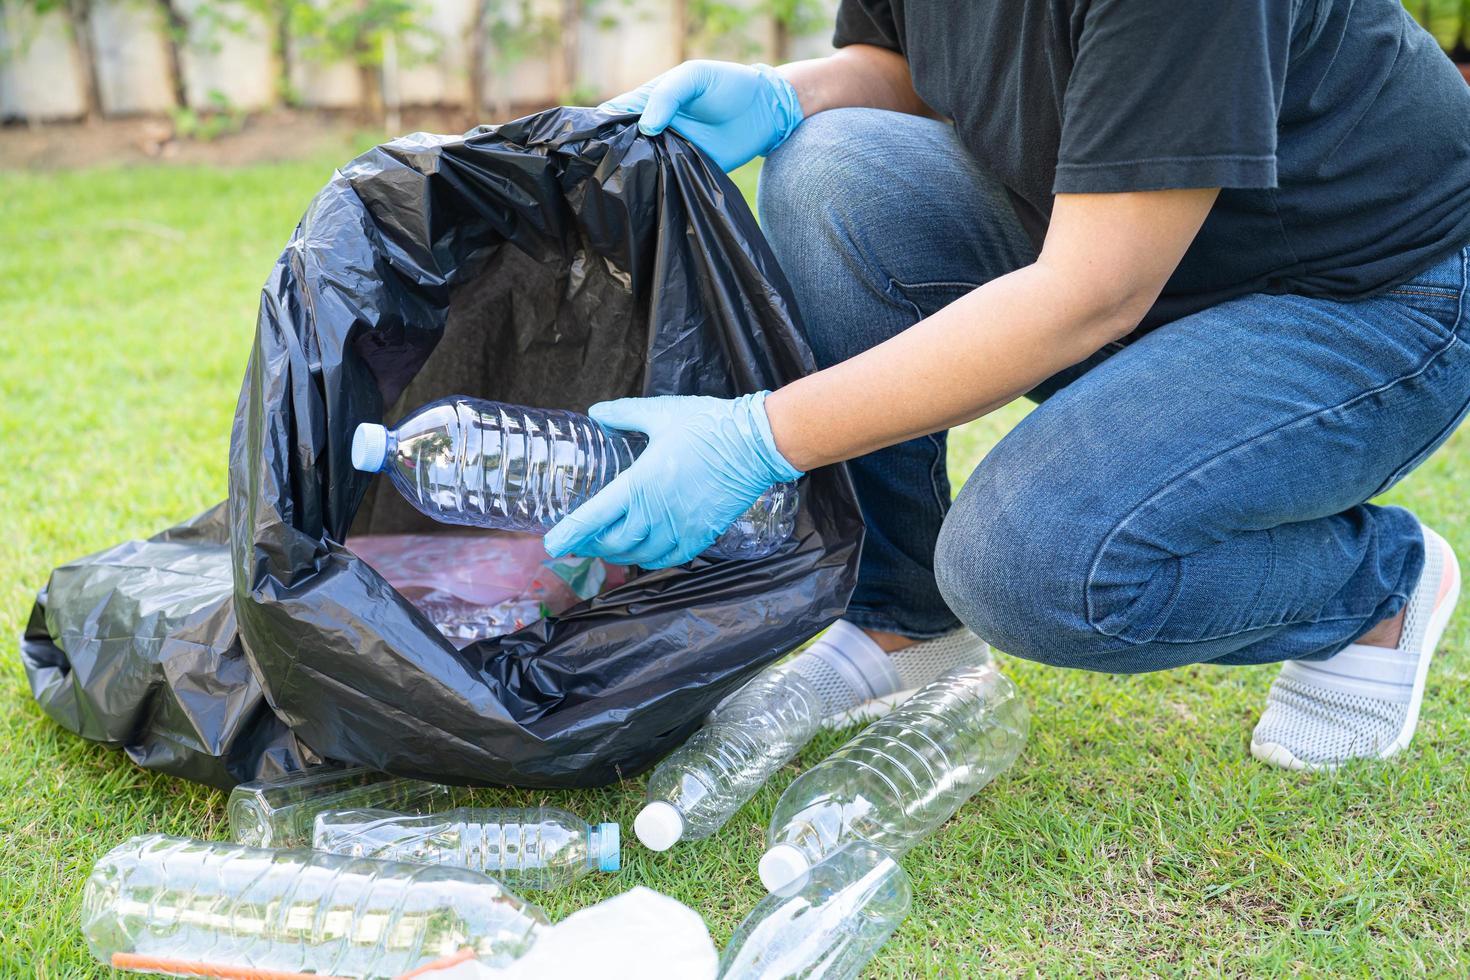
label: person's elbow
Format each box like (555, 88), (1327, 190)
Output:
(1087, 276), (1161, 343)
(1029, 256), (1164, 350)
(1036, 187), (1219, 348)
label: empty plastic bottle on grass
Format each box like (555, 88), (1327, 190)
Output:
(227, 765), (452, 848)
(82, 834), (547, 979)
(351, 397), (799, 561)
(313, 806), (620, 890)
(719, 842), (910, 980)
(759, 664), (1028, 893)
(636, 664), (823, 851)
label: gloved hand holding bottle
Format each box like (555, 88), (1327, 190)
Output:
(543, 392), (804, 569)
(598, 60), (805, 172)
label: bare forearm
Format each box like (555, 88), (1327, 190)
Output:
(766, 263), (1142, 471)
(780, 45), (936, 119)
(764, 188), (1218, 471)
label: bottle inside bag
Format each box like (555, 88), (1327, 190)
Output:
(351, 397), (799, 561)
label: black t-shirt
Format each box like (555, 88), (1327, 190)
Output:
(833, 0), (1470, 329)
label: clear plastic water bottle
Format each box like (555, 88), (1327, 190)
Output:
(312, 806), (620, 890)
(227, 765), (453, 848)
(719, 842), (911, 980)
(82, 834), (547, 979)
(635, 664), (822, 851)
(350, 397), (799, 561)
(759, 664), (1028, 893)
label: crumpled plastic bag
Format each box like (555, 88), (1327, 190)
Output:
(412, 887), (718, 980)
(19, 505), (316, 788)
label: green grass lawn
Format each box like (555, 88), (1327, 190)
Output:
(3, 151), (1469, 978)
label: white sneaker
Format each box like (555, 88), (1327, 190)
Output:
(717, 621), (992, 730)
(1251, 524), (1461, 771)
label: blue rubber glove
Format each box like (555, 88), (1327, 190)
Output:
(544, 392), (804, 569)
(598, 60), (804, 172)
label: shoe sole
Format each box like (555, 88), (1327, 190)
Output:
(1251, 527), (1462, 772)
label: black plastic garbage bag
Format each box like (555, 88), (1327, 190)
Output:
(228, 107), (862, 787)
(20, 505), (319, 789)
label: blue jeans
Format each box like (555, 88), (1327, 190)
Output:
(758, 108), (1470, 672)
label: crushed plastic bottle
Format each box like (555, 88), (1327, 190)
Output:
(227, 765), (453, 848)
(312, 806), (620, 890)
(350, 397), (799, 561)
(719, 842), (910, 979)
(635, 664), (822, 851)
(416, 595), (547, 647)
(759, 664), (1028, 893)
(82, 834), (547, 979)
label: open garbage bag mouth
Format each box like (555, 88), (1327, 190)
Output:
(220, 106), (862, 788)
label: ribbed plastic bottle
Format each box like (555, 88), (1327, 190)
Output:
(635, 664), (823, 851)
(82, 834), (547, 979)
(350, 397), (799, 561)
(759, 664), (1028, 893)
(312, 806), (620, 890)
(227, 765), (453, 848)
(718, 842), (911, 980)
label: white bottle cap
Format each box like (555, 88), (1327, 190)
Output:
(758, 843), (812, 894)
(633, 801), (686, 852)
(351, 423), (388, 472)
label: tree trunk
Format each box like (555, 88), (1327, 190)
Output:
(558, 0), (581, 101)
(357, 60), (383, 124)
(272, 3), (295, 106)
(380, 32), (400, 134)
(772, 15), (790, 64)
(155, 0), (191, 109)
(64, 0), (104, 121)
(675, 0), (689, 61)
(465, 0), (489, 121)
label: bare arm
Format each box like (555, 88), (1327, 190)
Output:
(764, 188), (1220, 471)
(780, 45), (938, 119)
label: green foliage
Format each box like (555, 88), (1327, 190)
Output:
(3, 0), (67, 20)
(0, 0), (88, 73)
(480, 0), (559, 68)
(290, 0), (438, 69)
(565, 81), (600, 105)
(681, 0), (825, 60)
(1403, 0), (1467, 53)
(765, 0), (825, 37)
(1427, 0), (1462, 50)
(686, 0), (762, 59)
(169, 89), (248, 141)
(179, 0), (254, 57)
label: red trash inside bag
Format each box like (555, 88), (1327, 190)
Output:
(348, 532), (629, 649)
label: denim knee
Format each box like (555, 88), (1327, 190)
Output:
(759, 110), (972, 369)
(935, 454), (1141, 672)
(758, 108), (922, 239)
